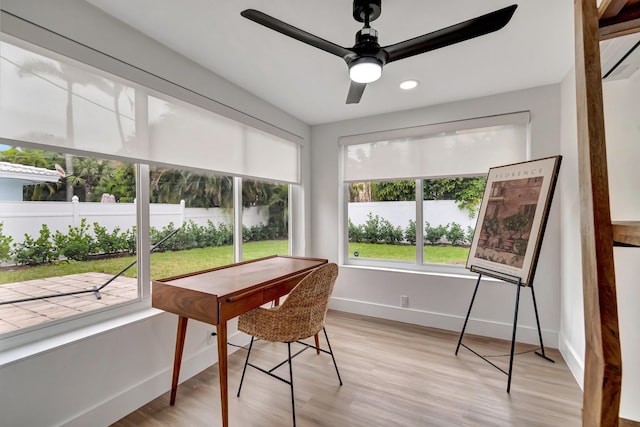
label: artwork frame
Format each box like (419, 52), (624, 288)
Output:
(466, 156), (562, 286)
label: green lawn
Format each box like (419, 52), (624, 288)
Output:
(0, 240), (288, 285)
(348, 242), (470, 264)
(0, 240), (468, 285)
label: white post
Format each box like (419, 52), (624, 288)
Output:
(180, 199), (186, 227)
(72, 195), (80, 227)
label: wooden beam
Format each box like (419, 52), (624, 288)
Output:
(574, 1), (623, 426)
(599, 0), (630, 19)
(612, 221), (640, 246)
(599, 2), (640, 39)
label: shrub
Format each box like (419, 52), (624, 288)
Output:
(466, 226), (475, 244)
(379, 218), (403, 245)
(93, 223), (132, 255)
(445, 222), (466, 246)
(424, 221), (446, 245)
(348, 219), (364, 243)
(363, 213), (381, 243)
(404, 220), (416, 245)
(55, 218), (95, 261)
(0, 223), (13, 262)
(14, 224), (58, 265)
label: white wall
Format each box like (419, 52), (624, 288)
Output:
(311, 85), (563, 347)
(558, 66), (585, 388)
(0, 1), (310, 426)
(603, 74), (640, 421)
(559, 66), (640, 420)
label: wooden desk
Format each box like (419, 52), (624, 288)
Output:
(152, 255), (327, 427)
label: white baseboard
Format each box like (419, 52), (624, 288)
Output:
(329, 297), (559, 347)
(558, 331), (584, 390)
(62, 331), (249, 427)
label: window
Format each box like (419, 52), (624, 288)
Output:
(342, 113), (529, 272)
(148, 165), (235, 279)
(242, 178), (290, 261)
(0, 34), (300, 346)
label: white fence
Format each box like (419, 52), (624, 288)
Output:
(0, 198), (268, 243)
(348, 200), (477, 230)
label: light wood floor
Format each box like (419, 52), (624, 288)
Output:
(112, 311), (582, 427)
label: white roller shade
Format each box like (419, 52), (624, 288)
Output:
(0, 38), (300, 183)
(342, 113), (529, 182)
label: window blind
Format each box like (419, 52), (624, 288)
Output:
(0, 38), (300, 183)
(341, 112), (529, 182)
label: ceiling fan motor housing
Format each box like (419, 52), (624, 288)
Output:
(353, 0), (382, 23)
(351, 27), (388, 66)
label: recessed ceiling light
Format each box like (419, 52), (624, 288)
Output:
(400, 80), (419, 90)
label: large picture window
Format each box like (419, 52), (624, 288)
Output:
(342, 113), (529, 272)
(0, 34), (299, 346)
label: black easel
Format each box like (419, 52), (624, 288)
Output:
(455, 265), (554, 392)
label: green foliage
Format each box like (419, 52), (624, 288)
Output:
(349, 214), (405, 245)
(424, 222), (447, 245)
(13, 224), (58, 265)
(378, 218), (404, 245)
(348, 219), (365, 243)
(0, 223), (13, 262)
(466, 226), (475, 244)
(371, 180), (416, 201)
(362, 213), (381, 243)
(404, 219), (416, 245)
(53, 218), (95, 261)
(93, 222), (135, 255)
(242, 223), (281, 242)
(423, 176), (487, 217)
(445, 222), (466, 246)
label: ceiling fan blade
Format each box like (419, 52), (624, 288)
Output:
(241, 9), (353, 59)
(346, 81), (367, 104)
(384, 4), (517, 63)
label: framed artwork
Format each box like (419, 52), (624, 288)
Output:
(466, 156), (562, 286)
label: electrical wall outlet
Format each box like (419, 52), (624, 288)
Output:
(207, 330), (216, 346)
(401, 295), (409, 308)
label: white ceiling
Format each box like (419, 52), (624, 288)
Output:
(85, 0), (575, 125)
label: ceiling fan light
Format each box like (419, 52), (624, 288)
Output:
(349, 58), (383, 83)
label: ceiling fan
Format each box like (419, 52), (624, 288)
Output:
(241, 1), (517, 104)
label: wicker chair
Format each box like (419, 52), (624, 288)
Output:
(236, 262), (342, 426)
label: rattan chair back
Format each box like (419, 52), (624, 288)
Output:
(238, 263), (338, 343)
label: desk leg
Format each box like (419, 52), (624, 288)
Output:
(217, 321), (229, 427)
(170, 316), (188, 406)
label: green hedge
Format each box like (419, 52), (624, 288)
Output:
(349, 214), (474, 246)
(2, 219), (282, 266)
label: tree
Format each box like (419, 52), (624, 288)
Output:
(0, 146), (64, 201)
(371, 180), (416, 201)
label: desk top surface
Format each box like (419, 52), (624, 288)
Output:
(152, 255), (327, 299)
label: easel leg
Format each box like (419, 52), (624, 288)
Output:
(455, 274), (482, 355)
(507, 283), (522, 393)
(531, 285), (555, 363)
(170, 316), (188, 405)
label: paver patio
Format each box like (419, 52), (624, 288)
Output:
(0, 273), (138, 334)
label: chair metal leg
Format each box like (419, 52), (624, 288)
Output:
(287, 342), (296, 427)
(322, 327), (343, 386)
(237, 336), (254, 397)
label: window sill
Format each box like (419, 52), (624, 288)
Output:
(339, 262), (501, 282)
(0, 307), (162, 368)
